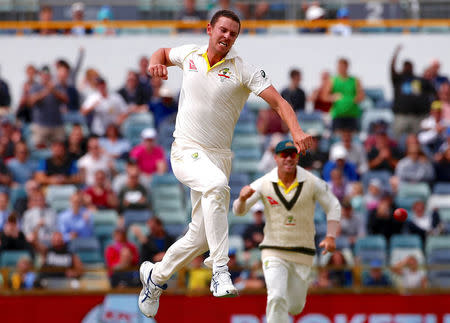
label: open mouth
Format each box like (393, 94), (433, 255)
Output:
(219, 41), (228, 48)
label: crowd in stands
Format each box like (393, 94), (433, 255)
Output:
(0, 31), (450, 293)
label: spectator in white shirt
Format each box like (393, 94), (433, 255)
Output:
(392, 255), (427, 289)
(78, 136), (115, 186)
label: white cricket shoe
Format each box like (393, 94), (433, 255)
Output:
(138, 261), (167, 318)
(210, 270), (238, 297)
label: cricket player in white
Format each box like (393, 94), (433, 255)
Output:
(139, 10), (314, 318)
(233, 140), (341, 323)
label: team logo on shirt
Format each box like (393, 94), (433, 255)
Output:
(260, 70), (266, 78)
(285, 215), (296, 226)
(218, 68), (231, 82)
(191, 152), (199, 160)
(189, 60), (198, 72)
(266, 196), (279, 206)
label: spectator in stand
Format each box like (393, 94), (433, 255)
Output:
(34, 5), (58, 35)
(70, 2), (93, 36)
(364, 120), (397, 152)
(257, 105), (289, 136)
(0, 118), (17, 159)
(94, 6), (116, 36)
(38, 231), (83, 283)
(22, 190), (57, 248)
(322, 145), (358, 182)
(348, 182), (364, 215)
(0, 160), (12, 192)
(297, 130), (328, 174)
(118, 71), (150, 112)
(327, 169), (350, 203)
(330, 129), (368, 175)
(7, 141), (37, 185)
(150, 77), (163, 101)
(367, 193), (403, 241)
(362, 259), (391, 287)
(390, 45), (435, 136)
(338, 199), (365, 247)
(312, 268), (332, 288)
(392, 255), (427, 289)
(137, 56), (153, 100)
(258, 133), (286, 173)
(131, 216), (175, 263)
(364, 179), (383, 212)
(326, 250), (352, 287)
(0, 192), (11, 230)
(0, 214), (33, 254)
(434, 146), (450, 182)
(81, 77), (128, 136)
(176, 0), (204, 33)
(105, 227), (140, 287)
(10, 256), (36, 290)
(99, 124), (130, 160)
(187, 254), (212, 291)
(84, 169), (119, 210)
(130, 128), (167, 177)
(330, 7), (352, 36)
(35, 141), (79, 186)
(311, 71), (332, 114)
(79, 68), (99, 99)
(58, 191), (94, 242)
(438, 83), (450, 122)
(427, 59), (449, 92)
(395, 143), (434, 184)
(367, 127), (401, 173)
(0, 67), (11, 113)
(406, 199), (442, 242)
(112, 159), (147, 194)
(118, 164), (150, 213)
(301, 2), (326, 33)
(65, 123), (87, 161)
(13, 180), (40, 218)
(207, 0), (244, 20)
(235, 1), (269, 20)
(418, 101), (448, 154)
(55, 59), (80, 112)
(28, 66), (68, 148)
(78, 136), (115, 187)
(323, 58), (364, 132)
(243, 202), (265, 251)
(16, 64), (38, 124)
(150, 87), (178, 129)
(281, 69), (306, 112)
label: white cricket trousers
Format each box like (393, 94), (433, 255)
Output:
(152, 140), (232, 285)
(263, 256), (311, 323)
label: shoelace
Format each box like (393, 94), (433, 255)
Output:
(214, 271), (232, 285)
(141, 287), (163, 303)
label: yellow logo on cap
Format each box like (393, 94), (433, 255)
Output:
(286, 142), (294, 147)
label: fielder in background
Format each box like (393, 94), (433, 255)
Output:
(139, 9), (313, 318)
(233, 139), (341, 323)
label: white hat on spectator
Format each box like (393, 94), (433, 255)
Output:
(71, 2), (85, 13)
(330, 145), (347, 161)
(159, 87), (173, 98)
(306, 5), (325, 21)
(141, 128), (157, 140)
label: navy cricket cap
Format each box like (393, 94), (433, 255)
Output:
(275, 140), (297, 154)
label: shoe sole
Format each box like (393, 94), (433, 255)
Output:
(138, 262), (155, 318)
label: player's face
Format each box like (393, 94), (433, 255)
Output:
(275, 150), (299, 174)
(207, 17), (240, 57)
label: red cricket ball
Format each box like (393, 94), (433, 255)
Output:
(393, 208), (408, 222)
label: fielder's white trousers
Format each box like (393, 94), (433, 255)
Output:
(152, 140), (232, 285)
(263, 256), (311, 323)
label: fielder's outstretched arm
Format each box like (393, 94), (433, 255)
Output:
(259, 86), (313, 154)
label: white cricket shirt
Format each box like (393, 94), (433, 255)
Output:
(169, 44), (271, 150)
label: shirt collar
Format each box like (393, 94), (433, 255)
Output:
(268, 166), (307, 183)
(197, 44), (239, 60)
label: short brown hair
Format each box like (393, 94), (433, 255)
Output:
(210, 9), (241, 33)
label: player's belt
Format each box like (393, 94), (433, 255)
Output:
(259, 245), (316, 256)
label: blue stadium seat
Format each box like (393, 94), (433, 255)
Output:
(433, 183), (450, 195)
(9, 185), (26, 208)
(127, 223), (148, 247)
(361, 170), (392, 192)
(151, 173), (179, 186)
(426, 236), (450, 256)
(361, 109), (394, 134)
(123, 209), (152, 228)
(69, 237), (101, 253)
(364, 88), (385, 106)
(397, 183), (431, 200)
(390, 234), (422, 251)
(46, 184), (77, 212)
(165, 223), (186, 238)
(355, 235), (387, 254)
(0, 250), (32, 267)
(229, 235), (245, 253)
(121, 112), (154, 147)
(76, 250), (104, 266)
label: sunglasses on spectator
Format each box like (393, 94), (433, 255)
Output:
(279, 151), (298, 158)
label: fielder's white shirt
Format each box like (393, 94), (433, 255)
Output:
(169, 44), (271, 150)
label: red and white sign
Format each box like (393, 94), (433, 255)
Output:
(0, 294), (449, 323)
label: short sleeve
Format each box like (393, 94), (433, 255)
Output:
(81, 93), (101, 111)
(241, 62), (271, 96)
(168, 44), (199, 69)
(37, 159), (47, 172)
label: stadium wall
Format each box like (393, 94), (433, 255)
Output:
(1, 35), (450, 108)
(1, 293), (449, 323)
